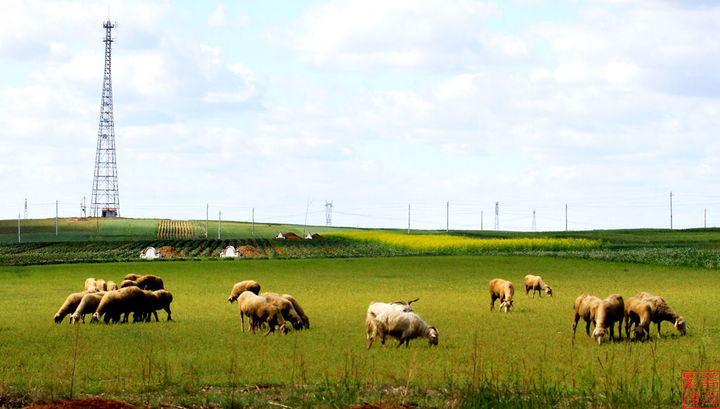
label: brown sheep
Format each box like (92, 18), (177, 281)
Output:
(92, 286), (146, 324)
(120, 279), (138, 288)
(281, 294), (309, 329)
(572, 294), (602, 339)
(135, 275), (164, 291)
(135, 289), (173, 322)
(261, 292), (304, 330)
(625, 292), (687, 340)
(124, 273), (143, 281)
(54, 291), (94, 323)
(105, 280), (118, 291)
(84, 278), (97, 292)
(236, 291), (288, 335)
(94, 279), (107, 291)
(228, 280), (261, 303)
(489, 279), (514, 312)
(591, 294), (624, 344)
(524, 274), (553, 297)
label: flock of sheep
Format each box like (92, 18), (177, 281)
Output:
(487, 274), (687, 346)
(227, 280), (310, 335)
(53, 274), (173, 324)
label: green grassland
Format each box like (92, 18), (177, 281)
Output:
(0, 256), (717, 408)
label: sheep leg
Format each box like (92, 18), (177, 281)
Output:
(656, 322), (662, 338)
(585, 319), (592, 337)
(572, 314), (580, 339)
(164, 306), (172, 321)
(490, 295), (496, 311)
(152, 311), (159, 322)
(240, 314), (245, 332)
(367, 338), (375, 349)
(525, 286), (530, 297)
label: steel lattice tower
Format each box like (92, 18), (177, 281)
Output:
(90, 20), (120, 218)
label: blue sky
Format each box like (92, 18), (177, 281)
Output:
(1, 0), (720, 231)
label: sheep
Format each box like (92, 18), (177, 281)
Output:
(54, 291), (94, 323)
(120, 279), (138, 288)
(69, 292), (107, 324)
(368, 309), (438, 349)
(105, 281), (118, 291)
(261, 292), (304, 330)
(489, 279), (514, 312)
(91, 286), (146, 324)
(524, 274), (553, 297)
(84, 278), (97, 292)
(124, 273), (143, 281)
(236, 291), (288, 336)
(365, 302), (414, 342)
(281, 294), (310, 329)
(591, 294), (624, 345)
(135, 289), (174, 322)
(94, 279), (107, 291)
(152, 289), (173, 321)
(135, 274), (164, 291)
(572, 294), (602, 339)
(227, 280), (261, 303)
(625, 292), (687, 340)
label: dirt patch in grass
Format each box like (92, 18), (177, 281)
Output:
(238, 245), (264, 258)
(23, 398), (139, 409)
(157, 246), (183, 258)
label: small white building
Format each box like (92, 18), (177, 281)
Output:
(274, 231), (285, 239)
(140, 247), (160, 259)
(220, 245), (239, 258)
(305, 232), (313, 239)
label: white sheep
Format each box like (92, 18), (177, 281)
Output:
(228, 280), (261, 303)
(236, 291), (288, 335)
(524, 274), (553, 297)
(591, 294), (624, 345)
(365, 302), (414, 342)
(368, 309), (438, 349)
(489, 279), (514, 312)
(69, 291), (107, 324)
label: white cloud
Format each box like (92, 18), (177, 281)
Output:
(208, 4), (227, 28)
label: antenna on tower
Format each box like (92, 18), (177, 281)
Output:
(494, 202), (500, 230)
(325, 201), (333, 226)
(90, 19), (120, 218)
(23, 198), (28, 219)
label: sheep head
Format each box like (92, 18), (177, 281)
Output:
(90, 312), (101, 324)
(427, 326), (439, 346)
(592, 327), (606, 345)
(633, 326), (648, 341)
(228, 296), (236, 304)
(675, 317), (687, 335)
(545, 287), (553, 297)
(499, 299), (514, 312)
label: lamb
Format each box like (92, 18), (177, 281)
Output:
(105, 281), (118, 291)
(524, 274), (553, 297)
(54, 291), (94, 323)
(120, 279), (138, 288)
(227, 280), (261, 303)
(368, 309), (438, 349)
(572, 294), (602, 339)
(91, 286), (146, 324)
(261, 292), (304, 330)
(281, 294), (310, 329)
(135, 274), (164, 291)
(625, 292), (687, 340)
(591, 294), (624, 345)
(489, 279), (514, 312)
(236, 291), (288, 335)
(365, 302), (414, 342)
(69, 292), (107, 324)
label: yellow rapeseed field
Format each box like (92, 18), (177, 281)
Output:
(327, 231), (601, 252)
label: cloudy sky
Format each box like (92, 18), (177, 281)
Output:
(1, 0), (719, 231)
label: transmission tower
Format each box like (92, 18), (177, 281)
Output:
(80, 196), (87, 218)
(325, 201), (333, 226)
(494, 202), (499, 230)
(23, 198), (28, 219)
(90, 20), (120, 218)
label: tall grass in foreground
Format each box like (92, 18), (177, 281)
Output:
(327, 231), (601, 253)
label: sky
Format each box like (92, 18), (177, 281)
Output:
(1, 0), (720, 231)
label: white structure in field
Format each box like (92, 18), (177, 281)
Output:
(140, 247), (160, 259)
(220, 245), (239, 258)
(275, 231), (285, 239)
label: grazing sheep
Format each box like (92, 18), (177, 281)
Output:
(136, 289), (174, 322)
(135, 275), (164, 291)
(54, 291), (93, 323)
(625, 292), (687, 340)
(489, 279), (514, 312)
(369, 309), (438, 349)
(572, 294), (602, 339)
(69, 292), (107, 324)
(281, 294), (310, 329)
(228, 280), (261, 303)
(152, 289), (173, 321)
(120, 279), (138, 288)
(591, 294), (624, 345)
(124, 273), (143, 281)
(92, 286), (146, 324)
(261, 292), (304, 330)
(366, 302), (414, 342)
(84, 278), (97, 292)
(94, 279), (107, 291)
(524, 274), (553, 297)
(105, 281), (118, 291)
(236, 291), (288, 336)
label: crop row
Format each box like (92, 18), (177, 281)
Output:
(156, 220), (197, 240)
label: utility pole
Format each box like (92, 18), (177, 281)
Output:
(494, 202), (499, 230)
(205, 204), (209, 238)
(565, 203), (568, 231)
(446, 201), (449, 232)
(252, 208), (255, 235)
(218, 210), (222, 240)
(481, 210), (483, 231)
(532, 209), (536, 232)
(55, 200), (58, 236)
(325, 201), (333, 227)
(303, 199), (310, 235)
(407, 203), (411, 234)
(24, 198), (28, 219)
(670, 192), (673, 229)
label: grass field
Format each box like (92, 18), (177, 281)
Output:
(0, 256), (717, 408)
